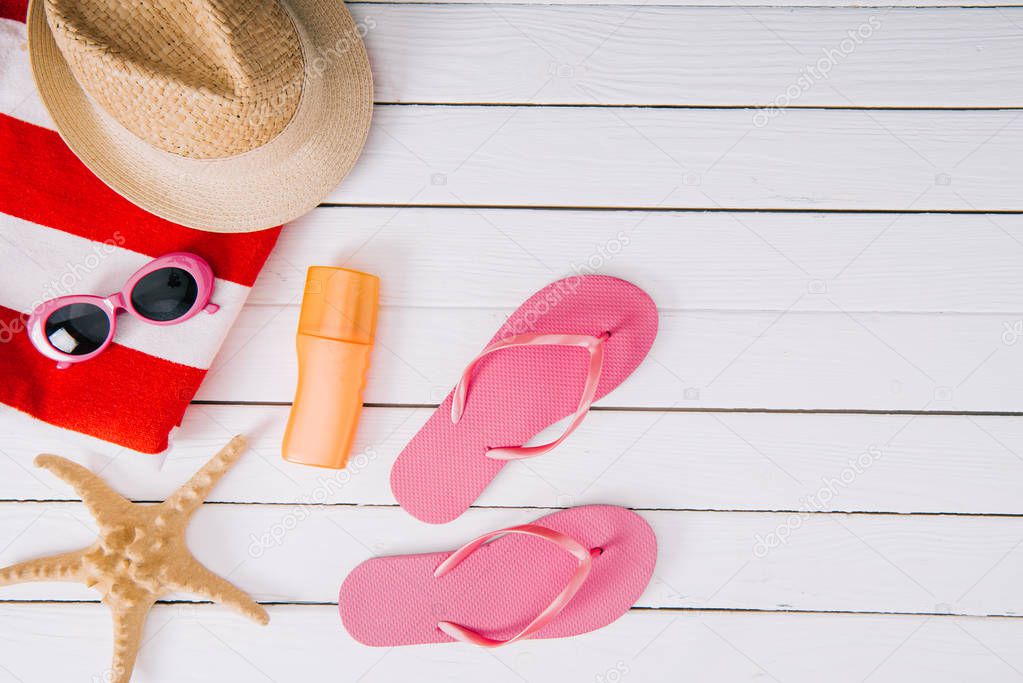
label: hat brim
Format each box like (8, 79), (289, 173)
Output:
(27, 0), (373, 233)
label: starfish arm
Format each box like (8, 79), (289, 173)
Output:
(0, 549), (86, 586)
(108, 602), (152, 683)
(166, 557), (269, 625)
(162, 436), (247, 518)
(35, 455), (131, 522)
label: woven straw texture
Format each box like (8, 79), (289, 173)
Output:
(339, 506), (658, 647)
(27, 0), (373, 231)
(47, 0), (305, 159)
(390, 276), (659, 524)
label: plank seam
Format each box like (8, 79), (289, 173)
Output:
(189, 401), (1023, 417)
(5, 500), (1023, 517)
(349, 1), (1023, 7)
(236, 305), (1023, 316)
(315, 203), (1023, 215)
(0, 600), (1017, 619)
(375, 103), (1023, 111)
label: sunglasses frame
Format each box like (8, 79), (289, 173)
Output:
(27, 252), (218, 369)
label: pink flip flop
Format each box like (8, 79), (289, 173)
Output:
(391, 276), (658, 523)
(338, 505), (657, 647)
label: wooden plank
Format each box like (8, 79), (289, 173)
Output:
(192, 306), (1022, 410)
(255, 207), (1023, 313)
(0, 505), (1019, 616)
(358, 0), (1022, 6)
(2, 407), (1022, 515)
(330, 106), (1023, 210)
(1, 605), (1020, 683)
(357, 5), (1023, 107)
(0, 605), (1020, 683)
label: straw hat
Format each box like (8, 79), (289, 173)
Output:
(27, 0), (373, 232)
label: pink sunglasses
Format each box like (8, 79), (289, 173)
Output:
(27, 252), (218, 369)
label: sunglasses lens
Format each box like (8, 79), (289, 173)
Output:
(44, 303), (111, 356)
(131, 267), (199, 321)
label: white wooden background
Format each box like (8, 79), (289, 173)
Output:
(2, 1), (1023, 681)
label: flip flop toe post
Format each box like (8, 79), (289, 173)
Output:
(391, 276), (658, 523)
(338, 505), (657, 647)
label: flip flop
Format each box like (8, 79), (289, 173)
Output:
(338, 505), (657, 647)
(390, 275), (658, 523)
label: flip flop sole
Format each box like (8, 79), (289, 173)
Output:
(390, 276), (658, 523)
(338, 505), (657, 646)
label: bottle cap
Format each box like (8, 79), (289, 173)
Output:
(298, 267), (379, 344)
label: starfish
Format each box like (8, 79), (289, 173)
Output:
(0, 435), (268, 682)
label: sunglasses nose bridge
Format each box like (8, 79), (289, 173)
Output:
(106, 292), (127, 312)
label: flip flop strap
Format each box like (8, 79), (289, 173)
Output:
(450, 332), (609, 461)
(433, 524), (598, 647)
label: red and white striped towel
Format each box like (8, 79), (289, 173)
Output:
(0, 0), (280, 454)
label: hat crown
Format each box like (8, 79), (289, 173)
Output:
(44, 0), (305, 159)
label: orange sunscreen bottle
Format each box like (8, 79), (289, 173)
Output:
(282, 267), (380, 469)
